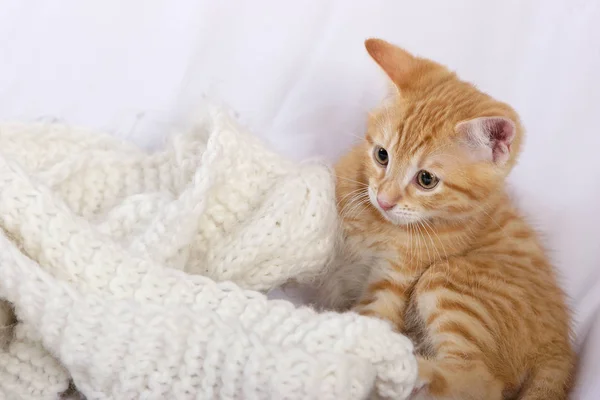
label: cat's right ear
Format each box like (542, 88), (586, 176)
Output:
(365, 38), (417, 90)
(455, 116), (516, 166)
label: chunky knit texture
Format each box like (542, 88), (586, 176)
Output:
(0, 108), (417, 400)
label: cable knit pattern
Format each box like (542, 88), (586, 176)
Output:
(0, 107), (417, 400)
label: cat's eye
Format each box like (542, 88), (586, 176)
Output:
(374, 146), (389, 166)
(416, 170), (439, 189)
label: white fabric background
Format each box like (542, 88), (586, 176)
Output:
(0, 0), (598, 397)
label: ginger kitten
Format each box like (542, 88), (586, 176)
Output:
(322, 39), (574, 399)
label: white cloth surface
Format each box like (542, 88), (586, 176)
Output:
(0, 0), (598, 398)
(0, 109), (416, 399)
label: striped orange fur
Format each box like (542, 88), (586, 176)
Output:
(323, 39), (574, 399)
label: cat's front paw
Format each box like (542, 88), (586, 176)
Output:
(410, 357), (437, 399)
(352, 300), (405, 332)
(410, 385), (433, 400)
(410, 375), (431, 399)
(352, 303), (375, 317)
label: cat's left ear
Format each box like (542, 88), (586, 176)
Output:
(455, 117), (516, 166)
(365, 38), (417, 90)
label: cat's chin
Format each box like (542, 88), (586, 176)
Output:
(379, 210), (423, 226)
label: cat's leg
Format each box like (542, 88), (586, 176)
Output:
(517, 344), (572, 400)
(409, 260), (504, 400)
(412, 356), (502, 400)
(353, 259), (422, 332)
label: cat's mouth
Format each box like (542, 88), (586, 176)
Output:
(381, 208), (422, 225)
(368, 187), (422, 225)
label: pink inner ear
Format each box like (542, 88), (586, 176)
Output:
(456, 117), (516, 165)
(485, 118), (515, 164)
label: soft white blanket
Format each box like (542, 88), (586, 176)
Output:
(0, 108), (416, 400)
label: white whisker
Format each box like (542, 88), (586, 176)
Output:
(336, 176), (369, 188)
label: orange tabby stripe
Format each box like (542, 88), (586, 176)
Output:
(436, 299), (494, 332)
(408, 134), (433, 156)
(442, 181), (479, 200)
(437, 321), (486, 353)
(368, 279), (407, 299)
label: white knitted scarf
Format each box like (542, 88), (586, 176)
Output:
(0, 108), (416, 400)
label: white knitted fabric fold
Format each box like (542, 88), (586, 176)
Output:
(0, 108), (416, 399)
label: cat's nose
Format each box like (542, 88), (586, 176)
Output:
(377, 196), (395, 211)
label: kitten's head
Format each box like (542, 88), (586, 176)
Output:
(342, 38), (523, 226)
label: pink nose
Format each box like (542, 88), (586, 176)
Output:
(377, 196), (395, 211)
